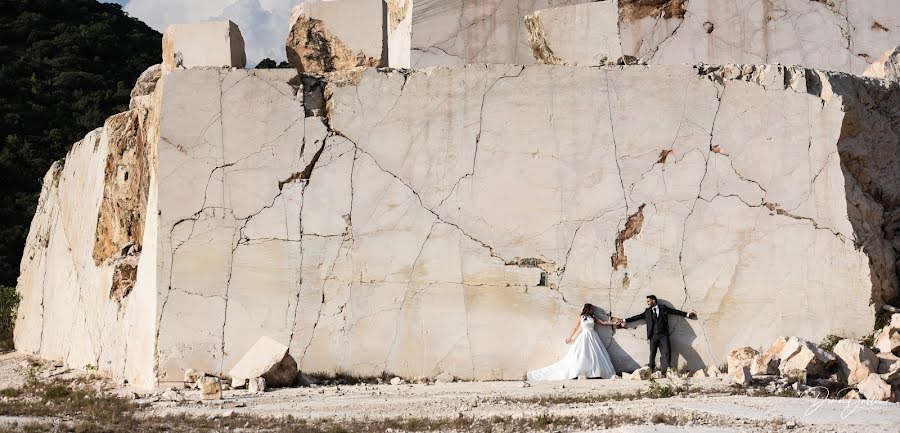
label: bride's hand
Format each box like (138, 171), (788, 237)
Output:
(565, 337), (573, 344)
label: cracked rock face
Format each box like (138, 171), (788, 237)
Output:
(410, 0), (593, 67)
(14, 59), (900, 386)
(14, 66), (163, 389)
(148, 63), (897, 384)
(527, 0), (900, 74)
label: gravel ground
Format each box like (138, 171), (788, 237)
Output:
(1, 351), (898, 432)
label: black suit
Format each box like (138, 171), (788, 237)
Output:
(624, 304), (689, 372)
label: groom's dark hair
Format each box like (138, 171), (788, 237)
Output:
(647, 295), (658, 302)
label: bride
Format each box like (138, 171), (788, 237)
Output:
(527, 303), (618, 381)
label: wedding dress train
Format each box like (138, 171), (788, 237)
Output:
(527, 316), (616, 380)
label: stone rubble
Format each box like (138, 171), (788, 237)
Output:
(874, 325), (900, 356)
(248, 377), (266, 394)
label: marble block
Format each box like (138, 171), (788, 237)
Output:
(162, 21), (246, 72)
(286, 0), (412, 73)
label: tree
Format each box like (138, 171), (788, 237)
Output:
(256, 58), (293, 69)
(255, 58), (277, 68)
(0, 0), (161, 286)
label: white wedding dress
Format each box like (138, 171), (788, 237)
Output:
(527, 316), (616, 380)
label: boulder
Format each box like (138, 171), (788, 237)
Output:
(390, 377), (403, 386)
(782, 368), (808, 385)
(705, 366), (721, 378)
(728, 365), (752, 386)
(727, 347), (759, 377)
(434, 372), (455, 384)
(873, 326), (900, 356)
(248, 377), (266, 394)
(864, 46), (900, 81)
(183, 369), (204, 389)
(629, 366), (652, 380)
(857, 373), (893, 401)
(286, 0), (412, 73)
(756, 337), (789, 375)
(833, 339), (879, 386)
(162, 21), (246, 73)
(877, 353), (900, 374)
(691, 369), (708, 378)
(231, 377), (247, 389)
(160, 388), (183, 402)
(777, 337), (837, 380)
(229, 337), (299, 388)
(841, 389), (861, 400)
(199, 377), (222, 400)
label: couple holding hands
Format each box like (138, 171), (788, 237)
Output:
(527, 295), (698, 381)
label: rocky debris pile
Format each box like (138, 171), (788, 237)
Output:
(724, 314), (900, 401)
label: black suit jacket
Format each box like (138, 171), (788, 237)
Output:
(624, 305), (688, 339)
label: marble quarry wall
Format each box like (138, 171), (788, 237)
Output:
(12, 3), (900, 388)
(15, 60), (900, 386)
(526, 0), (900, 75)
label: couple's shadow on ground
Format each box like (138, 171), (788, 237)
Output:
(592, 300), (705, 373)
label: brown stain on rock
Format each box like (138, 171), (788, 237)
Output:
(286, 15), (379, 74)
(386, 0), (411, 31)
(619, 0), (688, 21)
(92, 111), (150, 267)
(523, 14), (563, 65)
(657, 149), (673, 163)
(110, 256), (139, 302)
(611, 204), (646, 270)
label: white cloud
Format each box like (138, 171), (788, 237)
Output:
(123, 0), (304, 65)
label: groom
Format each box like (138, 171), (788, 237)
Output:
(617, 295), (697, 375)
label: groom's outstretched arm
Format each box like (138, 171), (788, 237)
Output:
(668, 306), (689, 317)
(623, 312), (644, 323)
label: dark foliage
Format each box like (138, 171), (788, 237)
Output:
(255, 57), (292, 68)
(0, 285), (19, 350)
(0, 0), (161, 286)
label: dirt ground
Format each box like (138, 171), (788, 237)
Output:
(0, 352), (898, 432)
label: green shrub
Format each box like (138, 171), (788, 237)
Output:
(0, 387), (21, 398)
(818, 334), (842, 352)
(0, 285), (20, 350)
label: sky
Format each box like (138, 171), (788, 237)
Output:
(102, 0), (304, 65)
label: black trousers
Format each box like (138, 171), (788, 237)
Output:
(648, 334), (671, 372)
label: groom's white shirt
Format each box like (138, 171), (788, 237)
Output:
(652, 306), (659, 317)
